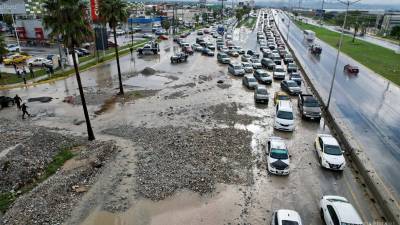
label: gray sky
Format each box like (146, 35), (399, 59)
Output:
(361, 0), (400, 4)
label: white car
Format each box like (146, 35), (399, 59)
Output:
(242, 62), (253, 73)
(27, 57), (53, 67)
(314, 134), (346, 170)
(273, 65), (286, 79)
(271, 209), (302, 225)
(274, 100), (294, 131)
(266, 137), (290, 175)
(320, 196), (363, 225)
(6, 44), (20, 52)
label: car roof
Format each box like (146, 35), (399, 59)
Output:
(277, 209), (301, 224)
(269, 137), (286, 149)
(319, 134), (339, 146)
(256, 85), (267, 90)
(278, 100), (292, 109)
(331, 201), (363, 224)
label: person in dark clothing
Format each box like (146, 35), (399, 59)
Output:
(49, 65), (54, 75)
(14, 95), (22, 109)
(130, 47), (133, 56)
(29, 65), (35, 78)
(22, 66), (27, 75)
(13, 63), (17, 73)
(21, 103), (30, 119)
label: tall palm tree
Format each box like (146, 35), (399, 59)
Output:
(99, 0), (128, 95)
(0, 35), (7, 78)
(42, 0), (95, 141)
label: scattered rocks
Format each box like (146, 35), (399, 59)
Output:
(103, 126), (254, 201)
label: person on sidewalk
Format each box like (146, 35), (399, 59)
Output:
(29, 65), (35, 78)
(21, 102), (31, 119)
(14, 95), (22, 109)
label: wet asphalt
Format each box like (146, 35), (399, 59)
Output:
(275, 11), (400, 201)
(0, 12), (386, 225)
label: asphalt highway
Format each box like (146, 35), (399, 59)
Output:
(274, 11), (400, 200)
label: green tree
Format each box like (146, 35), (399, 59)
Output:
(194, 14), (199, 24)
(0, 35), (6, 78)
(161, 19), (170, 31)
(235, 9), (243, 22)
(391, 26), (400, 40)
(42, 0), (95, 141)
(99, 0), (128, 95)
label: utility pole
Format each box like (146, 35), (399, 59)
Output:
(326, 0), (362, 110)
(10, 13), (20, 52)
(319, 0), (325, 24)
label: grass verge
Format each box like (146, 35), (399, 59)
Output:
(238, 17), (256, 29)
(0, 147), (75, 213)
(294, 20), (400, 85)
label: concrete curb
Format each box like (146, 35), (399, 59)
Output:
(274, 12), (400, 224)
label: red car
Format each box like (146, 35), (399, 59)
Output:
(183, 46), (193, 55)
(158, 35), (168, 40)
(344, 64), (359, 74)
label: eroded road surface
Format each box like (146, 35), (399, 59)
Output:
(0, 14), (386, 225)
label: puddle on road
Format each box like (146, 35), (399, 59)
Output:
(124, 75), (172, 90)
(80, 184), (245, 225)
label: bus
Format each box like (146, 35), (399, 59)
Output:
(303, 30), (315, 42)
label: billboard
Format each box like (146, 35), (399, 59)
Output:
(0, 0), (26, 14)
(90, 0), (100, 22)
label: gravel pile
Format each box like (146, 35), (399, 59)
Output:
(0, 119), (82, 193)
(1, 141), (118, 225)
(103, 126), (254, 201)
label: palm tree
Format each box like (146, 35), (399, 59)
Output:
(99, 0), (128, 95)
(0, 35), (7, 78)
(42, 0), (95, 141)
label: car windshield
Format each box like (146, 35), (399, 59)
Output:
(304, 100), (319, 107)
(248, 77), (257, 82)
(258, 71), (267, 76)
(270, 149), (288, 159)
(277, 110), (293, 120)
(287, 82), (298, 87)
(234, 66), (242, 70)
(257, 88), (268, 95)
(278, 95), (290, 100)
(282, 221), (299, 225)
(324, 145), (342, 155)
(275, 68), (284, 72)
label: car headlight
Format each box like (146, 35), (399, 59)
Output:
(303, 111), (308, 115)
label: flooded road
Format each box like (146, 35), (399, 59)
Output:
(0, 13), (385, 225)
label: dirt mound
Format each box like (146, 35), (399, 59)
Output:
(140, 67), (156, 76)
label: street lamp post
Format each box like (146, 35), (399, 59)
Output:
(326, 0), (362, 110)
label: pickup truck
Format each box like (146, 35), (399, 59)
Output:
(170, 52), (188, 64)
(137, 42), (160, 55)
(298, 94), (321, 121)
(0, 96), (14, 109)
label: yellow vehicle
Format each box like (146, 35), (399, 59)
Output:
(3, 54), (31, 65)
(274, 91), (290, 105)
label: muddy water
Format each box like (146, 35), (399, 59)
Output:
(80, 185), (244, 225)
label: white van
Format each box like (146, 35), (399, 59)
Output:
(303, 30), (315, 42)
(274, 100), (295, 131)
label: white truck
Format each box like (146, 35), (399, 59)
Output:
(303, 30), (315, 42)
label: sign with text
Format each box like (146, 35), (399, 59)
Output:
(0, 0), (26, 14)
(90, 0), (100, 22)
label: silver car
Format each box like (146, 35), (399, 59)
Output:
(228, 63), (245, 76)
(242, 62), (254, 73)
(254, 86), (269, 104)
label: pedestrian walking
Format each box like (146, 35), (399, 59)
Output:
(21, 102), (31, 119)
(13, 63), (17, 73)
(49, 65), (54, 75)
(22, 66), (27, 75)
(22, 76), (27, 85)
(130, 47), (133, 57)
(29, 65), (35, 78)
(14, 94), (22, 109)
